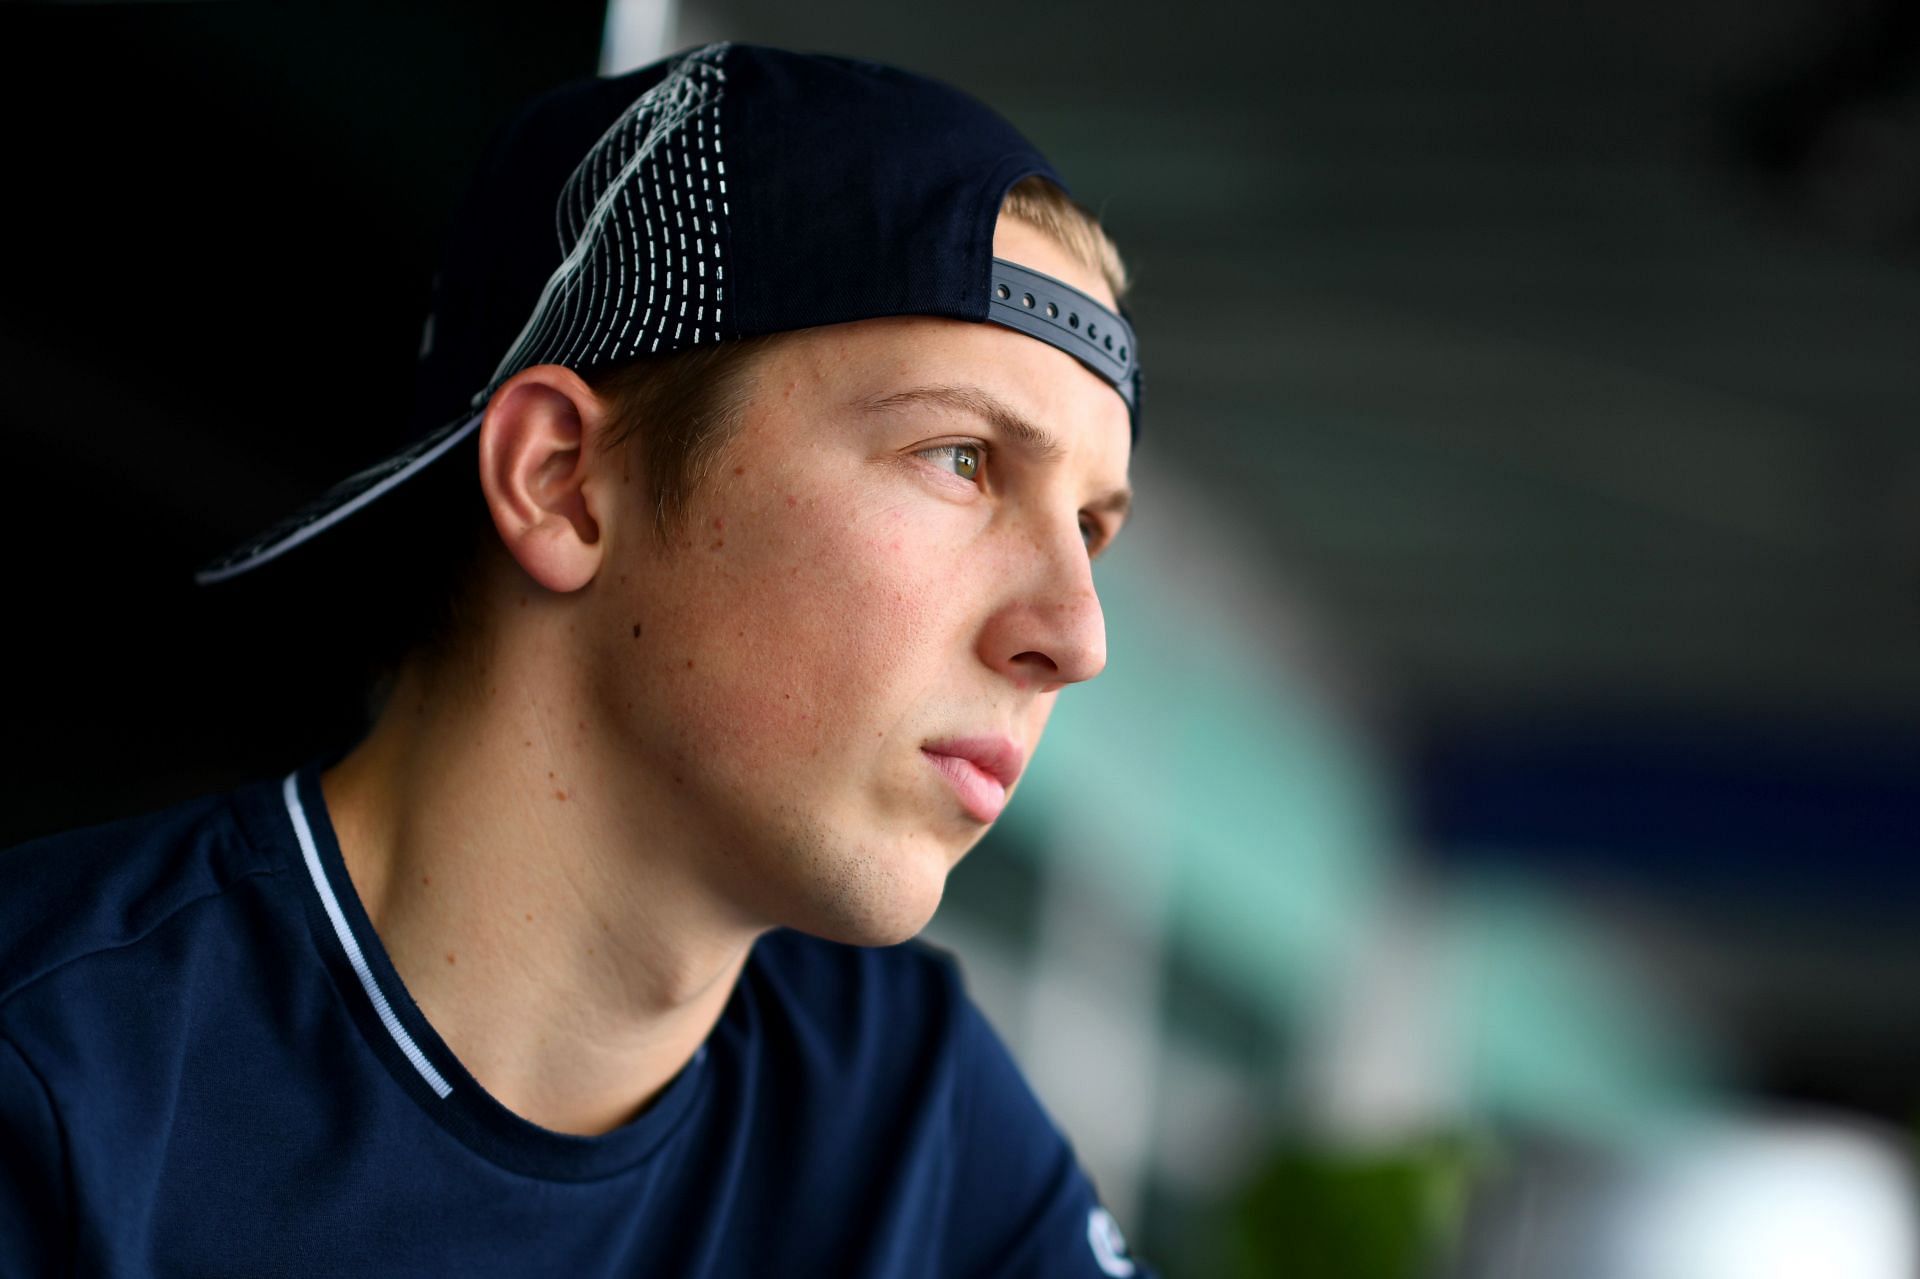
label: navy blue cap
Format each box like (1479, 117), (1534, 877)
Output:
(197, 42), (1139, 584)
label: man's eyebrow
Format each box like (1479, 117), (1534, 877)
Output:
(858, 383), (1133, 522)
(1086, 486), (1132, 522)
(861, 384), (1064, 459)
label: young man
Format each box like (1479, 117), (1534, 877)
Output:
(0, 43), (1148, 1277)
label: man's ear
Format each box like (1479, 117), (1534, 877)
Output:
(475, 364), (614, 594)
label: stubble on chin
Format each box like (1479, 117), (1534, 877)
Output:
(743, 813), (952, 947)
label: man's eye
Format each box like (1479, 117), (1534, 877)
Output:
(916, 443), (983, 482)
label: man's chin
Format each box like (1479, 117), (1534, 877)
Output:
(786, 851), (950, 948)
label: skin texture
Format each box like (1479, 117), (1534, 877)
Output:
(321, 216), (1132, 1136)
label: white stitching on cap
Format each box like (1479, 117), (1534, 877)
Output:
(686, 117), (702, 335)
(487, 42), (728, 387)
(564, 219), (604, 367)
(594, 186), (632, 362)
(641, 165), (658, 342)
(615, 195), (643, 350)
(573, 107), (631, 365)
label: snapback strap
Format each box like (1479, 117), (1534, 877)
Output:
(986, 258), (1139, 425)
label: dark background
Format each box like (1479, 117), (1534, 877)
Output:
(3, 0), (612, 820)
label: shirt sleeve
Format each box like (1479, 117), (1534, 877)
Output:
(941, 992), (1156, 1279)
(0, 1035), (70, 1276)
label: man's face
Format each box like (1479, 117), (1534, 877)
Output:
(578, 217), (1132, 945)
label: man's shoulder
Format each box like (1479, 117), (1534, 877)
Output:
(0, 776), (288, 1015)
(741, 931), (1154, 1276)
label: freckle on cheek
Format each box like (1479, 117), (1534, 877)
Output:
(632, 623), (642, 638)
(554, 790), (568, 801)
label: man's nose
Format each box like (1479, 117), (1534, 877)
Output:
(976, 523), (1108, 694)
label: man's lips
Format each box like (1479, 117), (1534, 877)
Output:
(920, 736), (1024, 824)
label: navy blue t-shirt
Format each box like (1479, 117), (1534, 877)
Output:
(0, 761), (1150, 1277)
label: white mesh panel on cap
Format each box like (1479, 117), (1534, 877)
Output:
(492, 41), (729, 395)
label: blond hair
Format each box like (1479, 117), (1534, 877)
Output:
(998, 173), (1130, 303)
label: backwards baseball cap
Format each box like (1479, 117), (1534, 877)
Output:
(195, 41), (1141, 585)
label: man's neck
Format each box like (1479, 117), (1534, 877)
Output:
(320, 646), (756, 1137)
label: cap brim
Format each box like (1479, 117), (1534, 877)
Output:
(193, 408), (484, 585)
